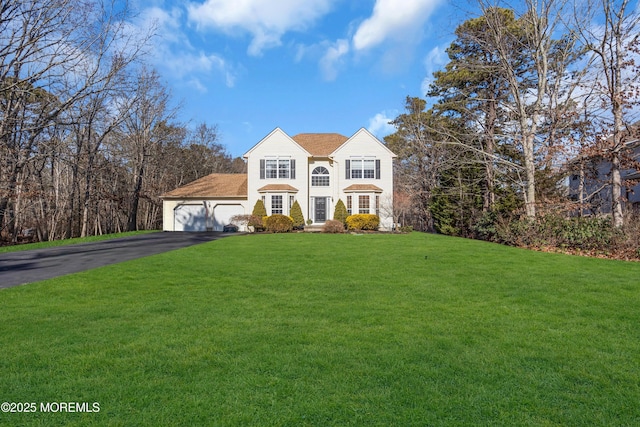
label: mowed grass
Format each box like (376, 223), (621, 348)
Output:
(1, 232), (639, 426)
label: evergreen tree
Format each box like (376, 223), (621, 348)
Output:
(427, 8), (519, 214)
(252, 199), (267, 217)
(333, 199), (348, 225)
(290, 200), (304, 229)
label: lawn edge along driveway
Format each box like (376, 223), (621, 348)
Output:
(0, 232), (234, 289)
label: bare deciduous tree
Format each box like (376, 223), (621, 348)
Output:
(477, 0), (579, 219)
(575, 0), (640, 227)
(0, 0), (150, 241)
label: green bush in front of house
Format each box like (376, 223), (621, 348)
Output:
(333, 199), (348, 226)
(290, 201), (305, 229)
(346, 214), (380, 231)
(249, 200), (268, 231)
(252, 199), (267, 217)
(265, 214), (294, 233)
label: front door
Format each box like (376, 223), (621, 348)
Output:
(314, 197), (327, 223)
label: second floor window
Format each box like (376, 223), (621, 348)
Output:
(278, 160), (290, 178)
(261, 158), (296, 179)
(265, 160), (277, 178)
(346, 158), (380, 179)
(311, 166), (330, 186)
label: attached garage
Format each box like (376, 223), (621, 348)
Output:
(213, 204), (244, 231)
(174, 204), (206, 231)
(160, 174), (248, 232)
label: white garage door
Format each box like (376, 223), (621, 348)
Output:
(174, 204), (206, 231)
(213, 204), (244, 231)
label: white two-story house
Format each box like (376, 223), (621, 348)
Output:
(161, 127), (396, 231)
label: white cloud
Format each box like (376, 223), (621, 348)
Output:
(368, 111), (398, 138)
(421, 43), (449, 95)
(187, 77), (208, 93)
(142, 6), (186, 46)
(187, 0), (335, 56)
(352, 0), (442, 51)
(132, 6), (239, 90)
(319, 39), (350, 81)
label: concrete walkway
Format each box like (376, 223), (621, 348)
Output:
(0, 232), (233, 289)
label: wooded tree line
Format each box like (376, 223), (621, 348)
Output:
(0, 0), (244, 244)
(386, 0), (640, 242)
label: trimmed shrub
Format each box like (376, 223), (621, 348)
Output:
(333, 199), (348, 225)
(346, 214), (380, 231)
(290, 201), (305, 229)
(251, 199), (267, 217)
(265, 214), (293, 233)
(322, 219), (345, 233)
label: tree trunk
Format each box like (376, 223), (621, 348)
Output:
(611, 150), (624, 227)
(523, 133), (537, 219)
(127, 167), (144, 231)
(483, 97), (497, 211)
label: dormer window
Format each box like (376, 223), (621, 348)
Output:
(311, 166), (330, 186)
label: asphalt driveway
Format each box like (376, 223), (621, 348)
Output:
(0, 232), (234, 289)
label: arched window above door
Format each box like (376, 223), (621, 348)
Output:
(311, 166), (330, 186)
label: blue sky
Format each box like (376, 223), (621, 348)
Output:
(130, 0), (464, 157)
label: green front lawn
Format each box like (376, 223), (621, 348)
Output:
(1, 233), (639, 425)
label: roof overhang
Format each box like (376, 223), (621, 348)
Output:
(161, 195), (247, 200)
(343, 184), (383, 193)
(258, 184), (299, 192)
